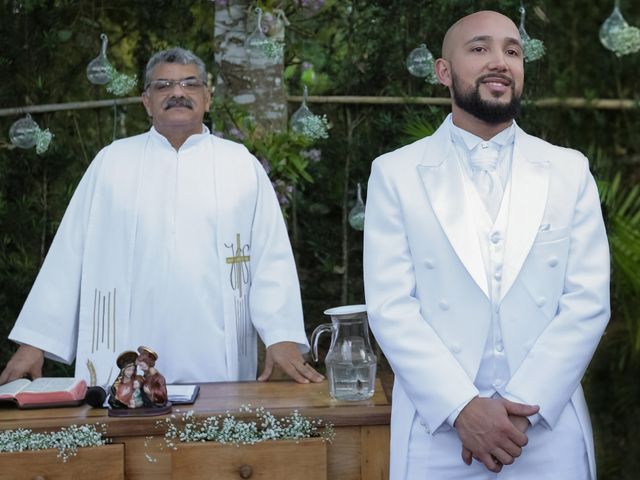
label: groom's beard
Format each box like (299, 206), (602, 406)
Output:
(452, 72), (521, 124)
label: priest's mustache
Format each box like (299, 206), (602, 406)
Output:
(164, 97), (193, 110)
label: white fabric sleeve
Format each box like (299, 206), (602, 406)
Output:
(247, 158), (309, 352)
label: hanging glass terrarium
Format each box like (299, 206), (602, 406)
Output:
(348, 183), (366, 231)
(405, 43), (438, 84)
(246, 7), (283, 65)
(519, 4), (545, 62)
(9, 113), (39, 149)
(599, 0), (640, 56)
(290, 85), (315, 132)
(290, 86), (330, 140)
(600, 1), (627, 51)
(86, 33), (112, 85)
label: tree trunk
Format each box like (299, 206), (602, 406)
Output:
(214, 1), (287, 132)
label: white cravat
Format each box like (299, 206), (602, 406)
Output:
(469, 143), (503, 220)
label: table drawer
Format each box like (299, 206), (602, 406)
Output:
(0, 443), (124, 480)
(171, 437), (327, 479)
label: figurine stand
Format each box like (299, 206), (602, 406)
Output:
(108, 402), (172, 417)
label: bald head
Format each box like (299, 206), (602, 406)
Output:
(442, 11), (520, 60)
(434, 10), (524, 137)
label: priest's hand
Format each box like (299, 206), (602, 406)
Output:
(0, 344), (45, 385)
(455, 397), (539, 472)
(258, 341), (325, 384)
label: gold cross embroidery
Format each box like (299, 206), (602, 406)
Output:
(226, 233), (250, 297)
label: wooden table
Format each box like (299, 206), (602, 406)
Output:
(0, 379), (391, 479)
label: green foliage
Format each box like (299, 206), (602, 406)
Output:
(210, 100), (319, 210)
(1, 2), (640, 477)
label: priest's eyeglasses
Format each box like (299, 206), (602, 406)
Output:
(145, 78), (205, 93)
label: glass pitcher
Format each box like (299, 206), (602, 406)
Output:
(311, 305), (377, 401)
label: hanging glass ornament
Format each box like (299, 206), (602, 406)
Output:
(600, 1), (640, 56)
(405, 44), (438, 85)
(290, 85), (314, 132)
(519, 5), (545, 63)
(9, 113), (39, 149)
(246, 8), (283, 65)
(86, 33), (112, 85)
(290, 86), (330, 140)
(348, 183), (366, 231)
(600, 1), (627, 51)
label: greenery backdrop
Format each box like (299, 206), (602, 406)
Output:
(1, 1), (639, 478)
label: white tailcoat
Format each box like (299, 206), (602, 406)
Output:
(10, 128), (309, 385)
(363, 119), (610, 480)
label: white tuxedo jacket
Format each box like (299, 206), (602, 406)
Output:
(363, 118), (610, 480)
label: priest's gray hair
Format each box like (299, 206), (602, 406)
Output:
(144, 47), (208, 87)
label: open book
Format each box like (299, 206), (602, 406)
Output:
(0, 377), (87, 408)
(166, 384), (200, 405)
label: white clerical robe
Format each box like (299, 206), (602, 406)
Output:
(9, 126), (309, 386)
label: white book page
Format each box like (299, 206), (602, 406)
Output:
(166, 384), (196, 401)
(21, 377), (78, 393)
(0, 378), (31, 397)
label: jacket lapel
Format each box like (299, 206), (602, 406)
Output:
(417, 121), (489, 298)
(500, 127), (550, 301)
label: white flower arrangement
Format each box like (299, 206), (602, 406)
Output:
(34, 126), (54, 154)
(523, 38), (546, 63)
(146, 406), (334, 462)
(610, 25), (640, 57)
(105, 64), (138, 96)
(294, 114), (330, 140)
(260, 40), (285, 60)
(0, 424), (107, 462)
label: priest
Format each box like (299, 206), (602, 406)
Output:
(0, 47), (323, 388)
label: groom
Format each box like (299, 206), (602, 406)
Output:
(364, 10), (610, 480)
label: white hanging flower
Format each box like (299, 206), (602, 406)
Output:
(295, 114), (330, 140)
(260, 40), (284, 60)
(610, 25), (640, 57)
(105, 64), (138, 96)
(523, 38), (546, 63)
(34, 126), (54, 154)
(423, 63), (438, 85)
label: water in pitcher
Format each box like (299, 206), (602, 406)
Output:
(327, 361), (376, 401)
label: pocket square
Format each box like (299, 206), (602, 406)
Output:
(539, 223), (551, 232)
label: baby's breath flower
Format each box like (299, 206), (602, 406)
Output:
(293, 114), (330, 140)
(422, 63), (438, 85)
(261, 40), (284, 60)
(523, 38), (546, 63)
(34, 126), (54, 154)
(610, 25), (640, 57)
(0, 424), (106, 462)
(147, 406), (334, 461)
(105, 65), (138, 96)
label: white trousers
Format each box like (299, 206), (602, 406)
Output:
(406, 403), (589, 480)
